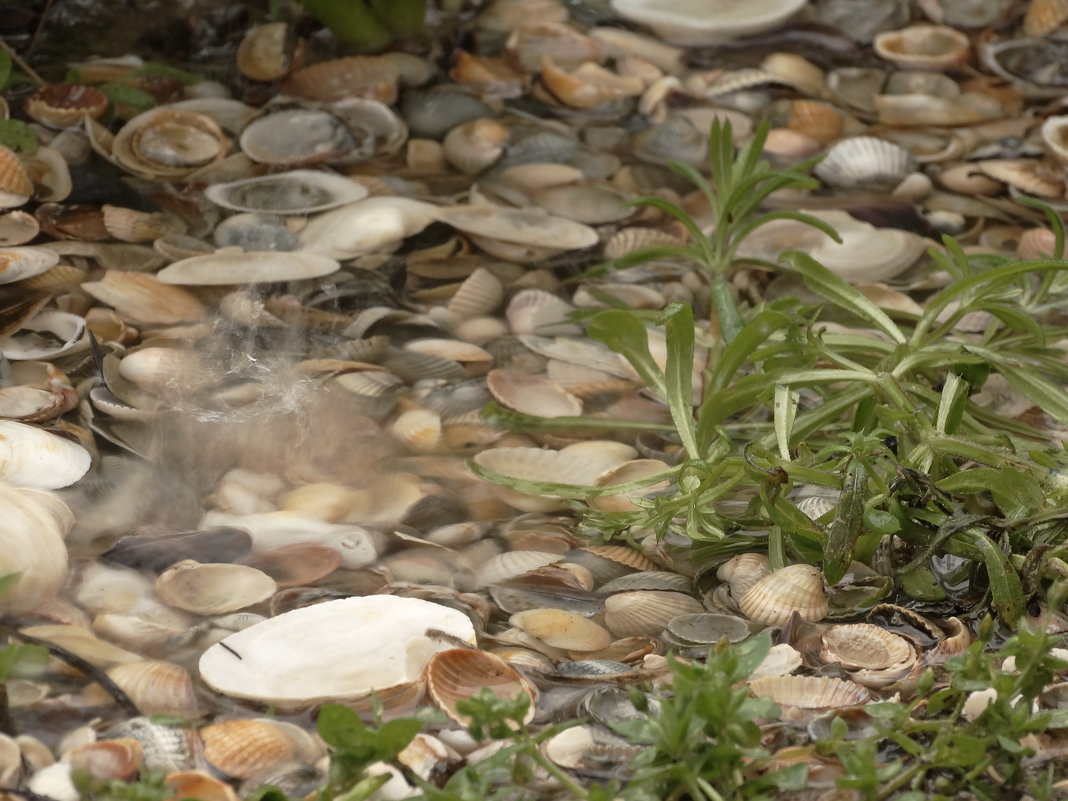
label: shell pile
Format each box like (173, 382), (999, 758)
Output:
(0, 0), (1066, 797)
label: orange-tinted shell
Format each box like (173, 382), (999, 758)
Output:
(0, 146), (33, 201)
(25, 84), (108, 128)
(65, 738), (144, 781)
(282, 56), (400, 104)
(425, 648), (537, 725)
(738, 564), (828, 625)
(201, 719), (300, 779)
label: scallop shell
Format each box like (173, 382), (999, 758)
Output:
(819, 624), (915, 670)
(102, 660), (200, 718)
(873, 25), (971, 69)
(1023, 0), (1068, 36)
(603, 590), (704, 637)
(486, 368), (582, 418)
(510, 608), (613, 651)
(81, 270), (207, 323)
(390, 408), (443, 452)
(163, 772), (239, 801)
(25, 84), (108, 129)
(205, 170), (369, 215)
(738, 564), (828, 625)
(747, 675), (873, 709)
(155, 560), (277, 615)
(63, 739), (143, 782)
(201, 719), (301, 779)
(447, 267), (505, 318)
(0, 146), (34, 205)
(815, 136), (917, 191)
(426, 648), (537, 726)
(505, 289), (582, 336)
(155, 251), (340, 285)
(787, 100), (843, 144)
(475, 550), (564, 588)
(199, 596), (477, 710)
(1017, 227), (1058, 260)
(597, 570), (692, 594)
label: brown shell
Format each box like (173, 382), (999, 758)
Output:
(425, 648), (537, 725)
(236, 22), (297, 82)
(64, 738), (144, 781)
(510, 608), (613, 651)
(786, 100), (843, 144)
(165, 771), (240, 801)
(24, 84), (108, 129)
(238, 543), (342, 587)
(738, 564), (828, 625)
(282, 56), (401, 104)
(201, 719), (300, 779)
(1023, 0), (1068, 36)
(103, 660), (200, 718)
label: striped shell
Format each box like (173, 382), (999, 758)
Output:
(815, 137), (917, 191)
(737, 564), (828, 625)
(426, 648), (537, 725)
(510, 608), (613, 651)
(748, 675), (872, 708)
(603, 590), (704, 637)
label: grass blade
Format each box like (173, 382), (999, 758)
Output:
(660, 303), (700, 460)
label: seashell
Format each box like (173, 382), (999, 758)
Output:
(507, 22), (606, 72)
(978, 38), (1068, 97)
(100, 660), (200, 718)
(101, 717), (195, 773)
(926, 616), (973, 664)
(589, 27), (685, 74)
(156, 250), (339, 286)
(25, 84), (108, 129)
(1040, 115), (1068, 166)
(213, 212), (299, 252)
(236, 22), (297, 82)
(101, 205), (183, 243)
(238, 543), (342, 587)
(539, 56), (644, 110)
(487, 368), (582, 418)
(716, 553), (773, 598)
(589, 459), (671, 513)
(603, 590), (704, 637)
(439, 206), (598, 252)
(1018, 227), (1058, 260)
(201, 719), (301, 779)
(64, 739), (143, 781)
(0, 210), (40, 246)
(0, 485), (71, 612)
(748, 675), (873, 709)
(442, 119), (509, 175)
(975, 158), (1064, 197)
(23, 624), (142, 669)
(0, 247), (59, 285)
(610, 0), (808, 45)
(750, 643), (804, 680)
(762, 52), (825, 95)
(0, 421), (90, 491)
(27, 762), (79, 801)
(297, 196), (440, 260)
(787, 100), (843, 144)
(401, 88), (493, 140)
(918, 0), (1013, 26)
(598, 571), (692, 594)
(827, 67), (887, 114)
(815, 136), (917, 191)
(631, 112), (706, 167)
(205, 170), (368, 215)
(819, 624), (915, 670)
(873, 25), (971, 69)
(603, 226), (686, 260)
(447, 267), (505, 318)
(505, 290), (581, 336)
(164, 772), (239, 801)
(795, 494), (837, 520)
(282, 56), (403, 105)
(426, 648), (537, 726)
(81, 270), (206, 323)
(238, 108), (354, 166)
(390, 408), (443, 453)
(874, 92), (1003, 127)
(738, 564), (828, 625)
(0, 146), (33, 207)
(1023, 0), (1068, 36)
(531, 183), (631, 225)
(199, 596), (476, 710)
(475, 0), (569, 34)
(240, 762), (321, 799)
(510, 608), (613, 651)
(665, 612), (751, 645)
(111, 109), (230, 177)
(155, 560), (277, 615)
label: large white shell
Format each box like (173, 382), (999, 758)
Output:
(610, 0), (807, 44)
(298, 197), (440, 260)
(155, 251), (339, 285)
(0, 485), (70, 613)
(0, 420), (91, 489)
(198, 596), (477, 710)
(0, 247), (60, 285)
(204, 170), (369, 215)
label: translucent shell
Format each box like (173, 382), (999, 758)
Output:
(738, 564), (828, 625)
(426, 648), (537, 725)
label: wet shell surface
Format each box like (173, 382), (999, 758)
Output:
(737, 564), (828, 625)
(204, 170), (369, 214)
(510, 608), (613, 651)
(426, 648), (537, 725)
(198, 595), (477, 709)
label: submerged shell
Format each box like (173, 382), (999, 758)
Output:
(155, 560), (277, 615)
(610, 0), (808, 44)
(238, 109), (354, 165)
(205, 170), (369, 214)
(0, 247), (60, 285)
(510, 608), (613, 651)
(199, 596), (476, 709)
(603, 591), (704, 637)
(738, 564), (828, 625)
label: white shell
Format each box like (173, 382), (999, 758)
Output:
(0, 485), (70, 613)
(610, 0), (807, 44)
(1, 310), (86, 360)
(199, 511), (378, 568)
(155, 560), (277, 616)
(0, 247), (60, 285)
(298, 197), (440, 259)
(239, 109), (355, 165)
(199, 595), (477, 710)
(156, 251), (340, 285)
(0, 420), (91, 489)
(815, 137), (918, 190)
(204, 170), (369, 215)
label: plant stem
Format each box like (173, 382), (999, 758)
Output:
(296, 0), (392, 50)
(529, 747), (589, 800)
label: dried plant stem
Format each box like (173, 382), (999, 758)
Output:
(0, 38), (44, 86)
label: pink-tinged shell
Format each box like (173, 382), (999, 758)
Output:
(738, 564), (828, 625)
(238, 543), (342, 587)
(1017, 227), (1058, 260)
(510, 608), (613, 651)
(165, 771), (240, 801)
(603, 590), (704, 637)
(747, 675), (873, 708)
(425, 648), (538, 726)
(201, 719), (300, 779)
(64, 739), (143, 781)
(104, 660), (200, 718)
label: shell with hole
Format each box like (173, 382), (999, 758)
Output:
(198, 595), (477, 710)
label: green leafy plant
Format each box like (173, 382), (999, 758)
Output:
(295, 0), (428, 51)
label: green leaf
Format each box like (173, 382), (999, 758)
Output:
(375, 718), (422, 761)
(823, 460), (867, 585)
(968, 530), (1024, 624)
(706, 308), (789, 394)
(0, 120), (37, 154)
(99, 82), (157, 112)
(773, 384), (798, 461)
(732, 631), (774, 678)
(334, 774), (390, 801)
(766, 762), (808, 791)
(0, 572), (22, 599)
(936, 372), (968, 435)
(995, 360), (1068, 427)
(317, 705), (375, 755)
(479, 401), (674, 434)
(782, 251), (907, 344)
(135, 61), (201, 84)
(587, 310), (666, 397)
(660, 303), (700, 460)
